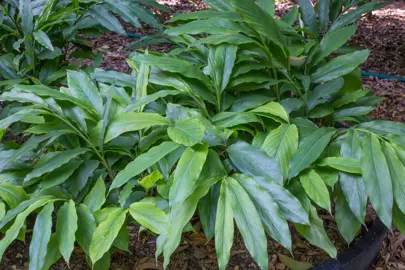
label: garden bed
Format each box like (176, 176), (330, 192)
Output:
(1, 0), (405, 269)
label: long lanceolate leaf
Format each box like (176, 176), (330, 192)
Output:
(29, 203), (54, 270)
(226, 177), (268, 270)
(233, 174), (291, 252)
(215, 181), (234, 270)
(361, 133), (393, 228)
(339, 130), (367, 223)
(56, 200), (78, 265)
(169, 143), (208, 205)
(110, 141), (181, 191)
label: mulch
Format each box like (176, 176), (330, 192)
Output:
(2, 0), (405, 269)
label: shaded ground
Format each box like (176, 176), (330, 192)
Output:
(2, 0), (405, 269)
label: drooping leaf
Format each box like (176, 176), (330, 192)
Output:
(42, 233), (62, 270)
(253, 177), (309, 224)
(228, 141), (283, 184)
(76, 204), (96, 255)
(56, 200), (78, 264)
(288, 128), (336, 179)
(167, 118), (205, 146)
(215, 181), (234, 270)
(111, 142), (180, 191)
(89, 208), (127, 264)
(199, 182), (221, 241)
(233, 174), (291, 251)
(89, 5), (125, 34)
(169, 143), (209, 205)
(382, 142), (405, 214)
(83, 177), (106, 212)
(129, 202), (170, 234)
(295, 205), (337, 258)
(299, 170), (331, 213)
(335, 189), (361, 244)
(257, 0), (275, 16)
(104, 112), (170, 143)
(226, 177), (268, 270)
(393, 203), (405, 234)
(307, 78), (344, 110)
(29, 203), (54, 270)
(361, 133), (393, 228)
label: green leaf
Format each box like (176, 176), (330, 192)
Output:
(278, 253), (313, 270)
(298, 0), (318, 35)
(262, 124), (298, 181)
(169, 143), (209, 205)
(228, 141), (283, 184)
(251, 102), (289, 123)
(317, 0), (330, 31)
(66, 160), (99, 198)
(76, 204), (96, 255)
(230, 0), (284, 49)
(205, 0), (233, 11)
(335, 189), (361, 244)
(165, 18), (243, 36)
(0, 198), (57, 261)
(307, 78), (344, 110)
(20, 0), (33, 35)
(167, 118), (205, 146)
(288, 127), (336, 179)
(311, 50), (369, 83)
(361, 133), (393, 228)
(111, 142), (180, 190)
(139, 170), (163, 192)
(393, 203), (405, 234)
(332, 89), (369, 109)
(29, 203), (54, 270)
(123, 90), (180, 113)
(329, 2), (380, 32)
(104, 0), (141, 28)
(162, 175), (222, 267)
(199, 182), (220, 241)
(257, 0), (275, 16)
(299, 169), (331, 213)
(215, 181), (234, 270)
(294, 205), (337, 258)
(133, 54), (208, 82)
(195, 33), (257, 46)
(89, 208), (127, 264)
(0, 202), (5, 221)
(89, 5), (125, 34)
(40, 160), (82, 189)
(233, 174), (291, 251)
(317, 157), (361, 174)
(0, 183), (27, 209)
(226, 177), (268, 270)
(56, 200), (77, 264)
(135, 59), (150, 111)
(129, 202), (170, 234)
(254, 177), (309, 224)
(282, 6), (299, 25)
(33, 30), (54, 51)
(42, 233), (62, 270)
(310, 25), (357, 66)
(104, 112), (170, 143)
(83, 178), (106, 212)
(24, 149), (88, 184)
(208, 44), (238, 94)
(67, 70), (103, 116)
(212, 112), (262, 128)
(382, 142), (405, 214)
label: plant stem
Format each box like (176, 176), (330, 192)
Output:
(53, 114), (115, 179)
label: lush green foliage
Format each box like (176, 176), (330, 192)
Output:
(0, 0), (402, 270)
(0, 0), (169, 86)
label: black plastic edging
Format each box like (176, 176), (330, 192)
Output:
(313, 218), (388, 270)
